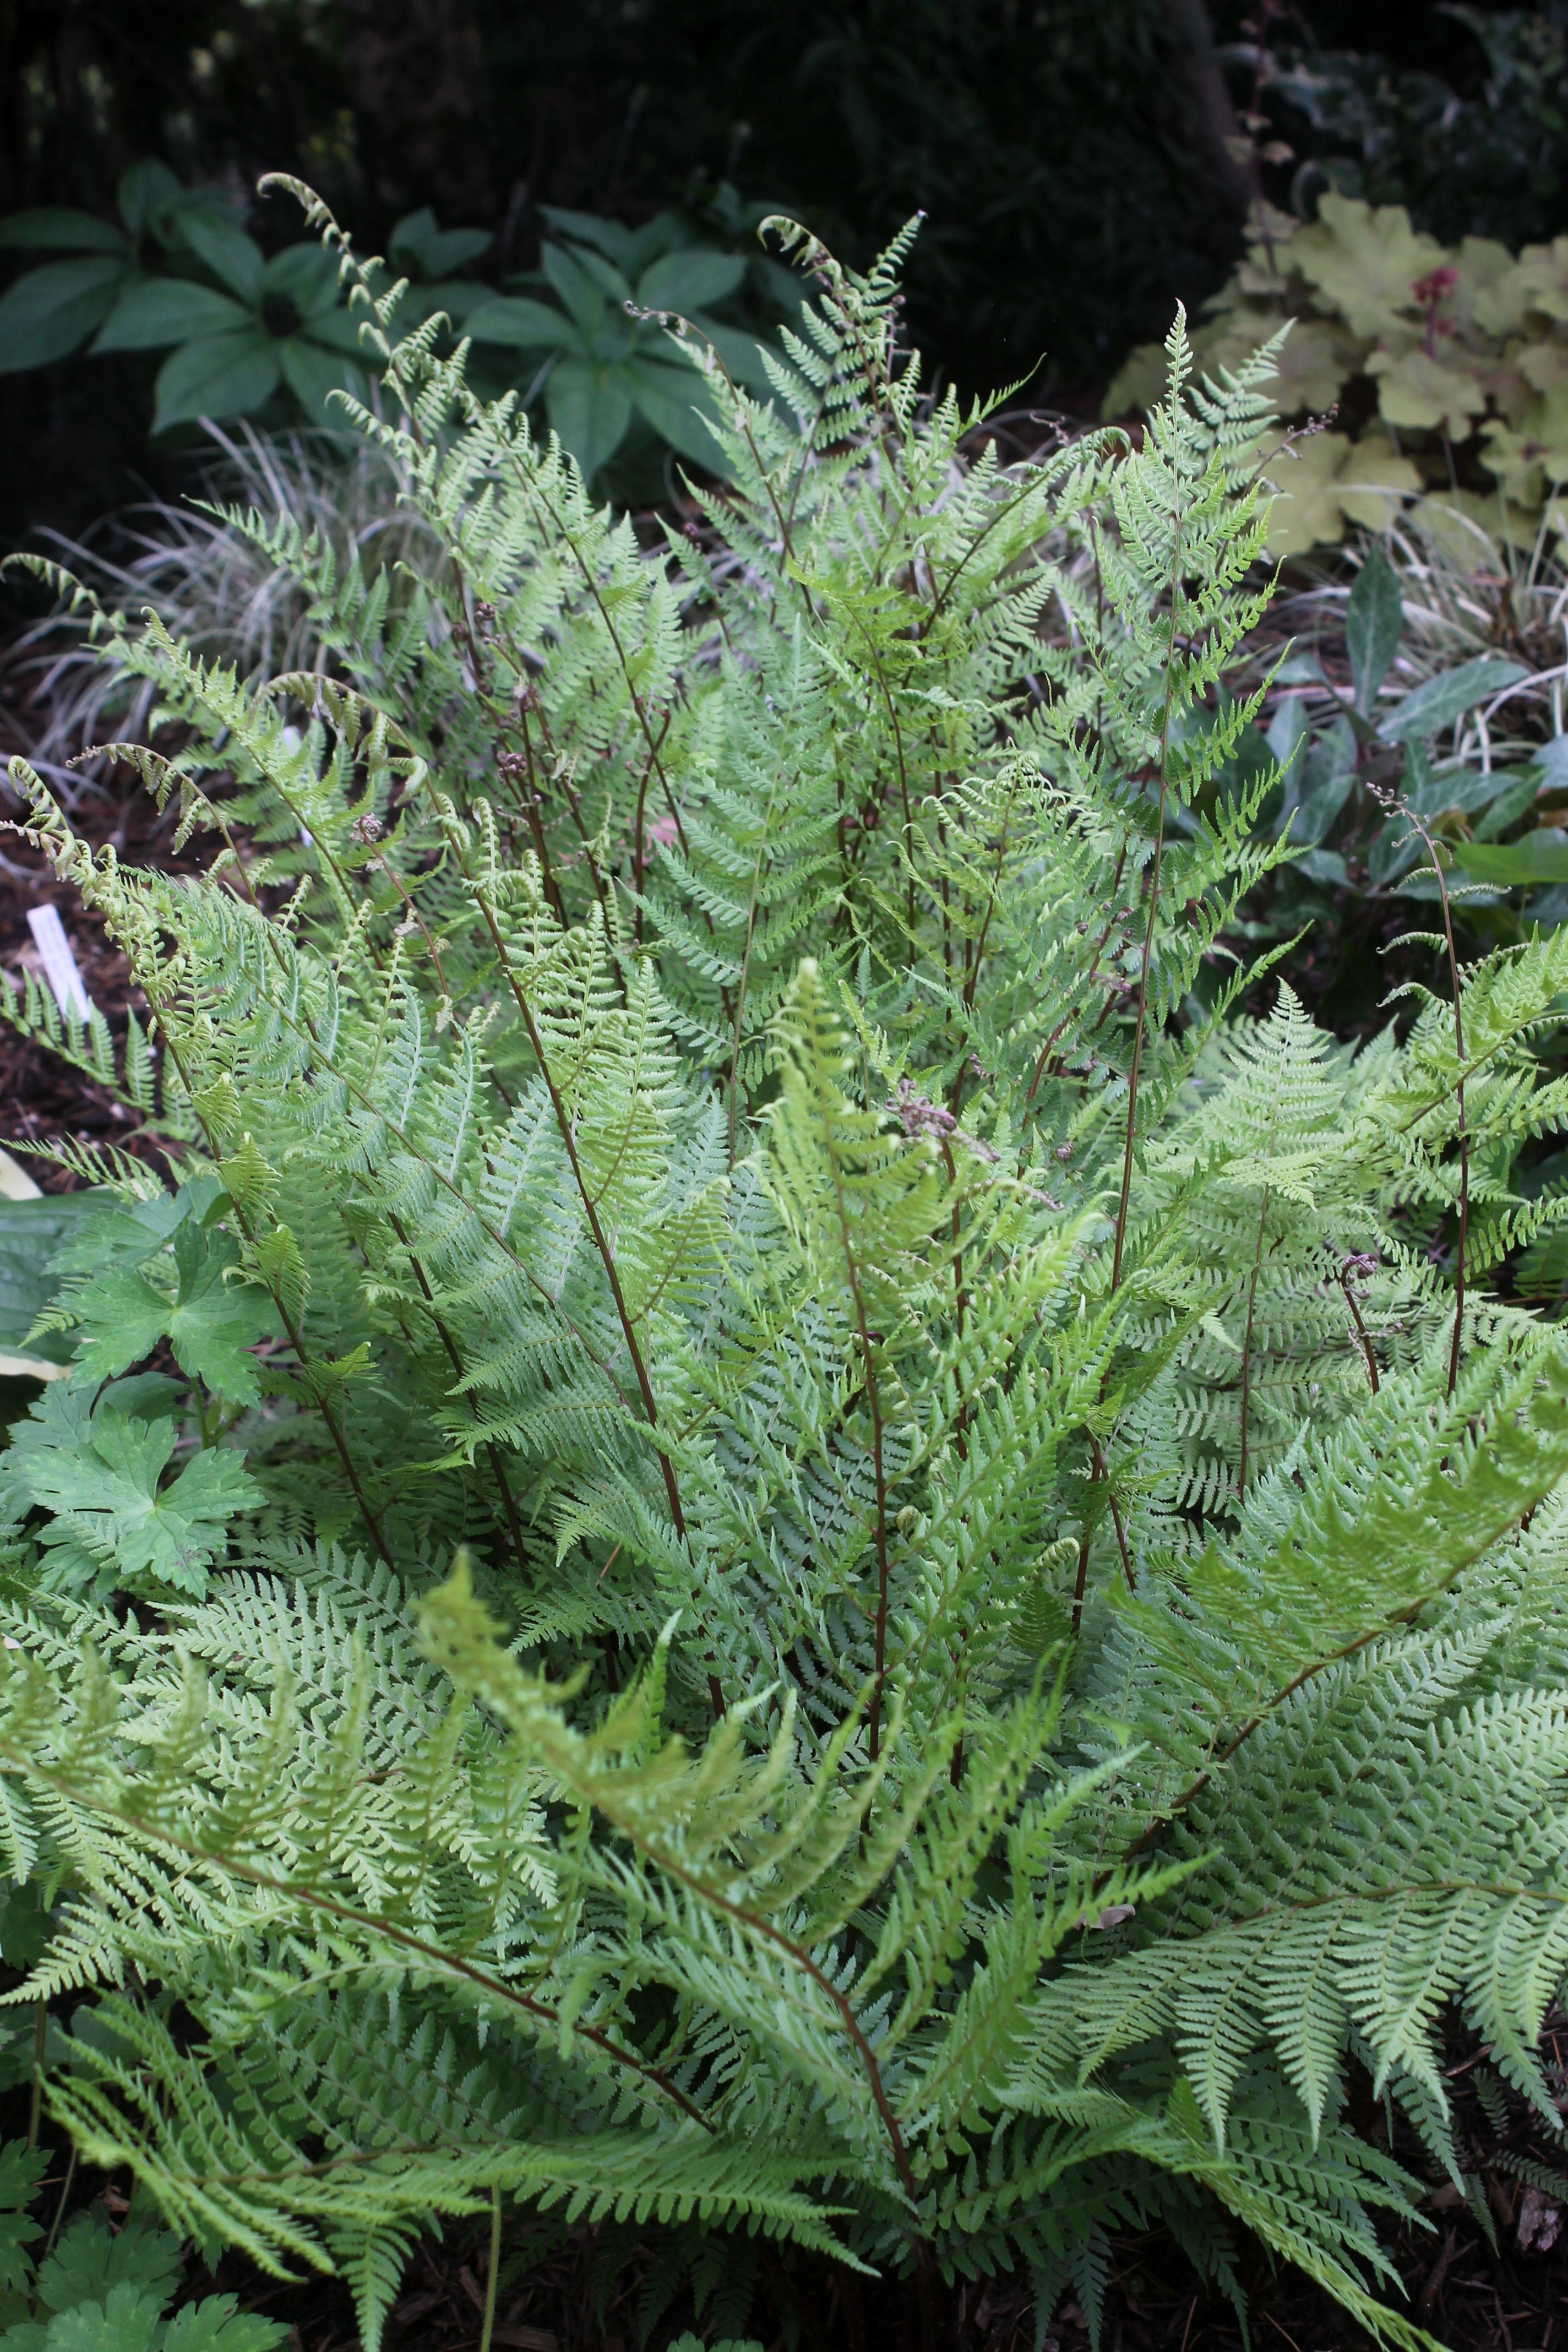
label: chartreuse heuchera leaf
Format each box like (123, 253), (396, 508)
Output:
(4, 186), (1568, 2352)
(1103, 186), (1568, 551)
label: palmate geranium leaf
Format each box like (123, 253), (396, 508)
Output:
(0, 2144), (46, 2296)
(34, 2217), (182, 2323)
(157, 2300), (288, 2351)
(10, 2280), (164, 2351)
(46, 1191), (187, 1280)
(64, 1227), (276, 1404)
(0, 2206), (288, 2352)
(18, 1410), (261, 1593)
(0, 1381), (97, 1533)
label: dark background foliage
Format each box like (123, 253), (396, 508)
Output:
(2, 0), (1556, 556)
(0, 0), (1247, 556)
(3, 0), (1247, 380)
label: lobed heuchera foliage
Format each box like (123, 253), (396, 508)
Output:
(4, 185), (1568, 2351)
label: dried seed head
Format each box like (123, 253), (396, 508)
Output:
(889, 1078), (956, 1140)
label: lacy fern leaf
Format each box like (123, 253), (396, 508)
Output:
(1, 190), (1567, 2352)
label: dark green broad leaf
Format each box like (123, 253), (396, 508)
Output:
(1452, 827), (1568, 885)
(540, 205), (656, 273)
(0, 1877), (58, 1973)
(1265, 692), (1310, 783)
(295, 305), (371, 358)
(91, 277), (251, 353)
(0, 210), (126, 254)
(278, 335), (368, 423)
(1472, 768), (1542, 839)
(0, 1193), (105, 1367)
(696, 319), (777, 395)
(260, 242), (340, 322)
(543, 242), (626, 332)
(465, 295), (574, 350)
(1346, 545), (1403, 718)
(19, 1407), (263, 1591)
(152, 330), (280, 432)
(1367, 810), (1423, 887)
(116, 160), (183, 240)
(1295, 845), (1348, 884)
(635, 249), (745, 315)
(627, 355), (725, 469)
(1535, 734), (1568, 787)
(173, 213), (264, 304)
(1406, 763), (1520, 821)
(1380, 655), (1529, 744)
(388, 208), (491, 279)
(546, 355), (635, 478)
(1282, 714), (1357, 849)
(34, 2214), (183, 2323)
(0, 258), (126, 372)
(413, 280), (493, 330)
(1292, 774), (1355, 850)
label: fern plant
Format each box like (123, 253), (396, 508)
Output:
(3, 185), (1568, 2351)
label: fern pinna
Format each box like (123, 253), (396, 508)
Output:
(2, 184), (1568, 2351)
